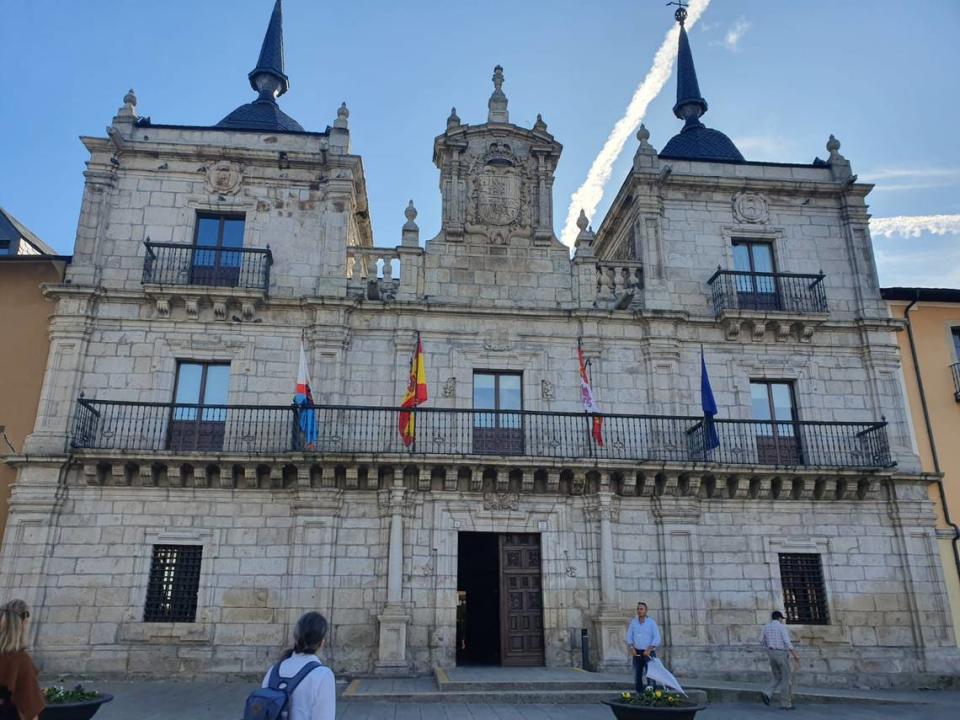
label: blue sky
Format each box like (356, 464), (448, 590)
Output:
(2, 0), (958, 286)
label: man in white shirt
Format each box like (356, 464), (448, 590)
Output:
(624, 601), (662, 693)
(760, 610), (799, 710)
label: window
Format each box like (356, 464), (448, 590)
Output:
(732, 239), (778, 310)
(167, 361), (230, 451)
(952, 327), (960, 360)
(473, 371), (523, 455)
(0, 240), (11, 255)
(143, 544), (202, 622)
(778, 553), (829, 625)
(190, 213), (245, 287)
(750, 381), (801, 465)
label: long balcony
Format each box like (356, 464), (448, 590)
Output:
(142, 241), (272, 291)
(708, 269), (828, 316)
(72, 399), (893, 470)
(952, 362), (960, 402)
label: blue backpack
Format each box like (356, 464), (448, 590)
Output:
(244, 661), (321, 720)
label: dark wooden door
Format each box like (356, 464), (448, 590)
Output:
(498, 533), (544, 666)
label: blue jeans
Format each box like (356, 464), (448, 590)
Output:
(632, 650), (656, 693)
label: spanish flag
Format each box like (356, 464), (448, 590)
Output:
(399, 333), (428, 446)
(577, 341), (604, 447)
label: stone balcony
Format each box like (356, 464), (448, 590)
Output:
(70, 399), (894, 500)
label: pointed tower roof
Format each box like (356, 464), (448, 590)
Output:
(249, 0), (289, 97)
(660, 3), (744, 163)
(216, 0), (304, 132)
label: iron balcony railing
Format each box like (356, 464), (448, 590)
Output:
(952, 363), (960, 402)
(72, 398), (893, 469)
(708, 269), (827, 316)
(142, 241), (272, 291)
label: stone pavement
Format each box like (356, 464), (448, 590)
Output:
(86, 679), (958, 720)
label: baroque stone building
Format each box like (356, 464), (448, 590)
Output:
(2, 1), (958, 686)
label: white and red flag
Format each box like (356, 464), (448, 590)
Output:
(577, 341), (604, 447)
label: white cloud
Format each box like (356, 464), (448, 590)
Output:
(870, 214), (960, 238)
(862, 167), (960, 192)
(560, 0), (712, 248)
(730, 135), (791, 160)
(723, 18), (750, 52)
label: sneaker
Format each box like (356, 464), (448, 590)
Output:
(781, 707), (795, 711)
(761, 692), (771, 706)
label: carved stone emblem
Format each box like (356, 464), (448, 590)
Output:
(541, 379), (555, 401)
(477, 165), (522, 226)
(732, 192), (769, 224)
(483, 492), (520, 511)
(442, 377), (457, 398)
(205, 161), (243, 195)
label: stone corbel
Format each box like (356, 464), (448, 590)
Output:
(775, 322), (792, 342)
(750, 321), (766, 342)
(678, 473), (701, 497)
(619, 472), (637, 496)
(546, 470), (560, 495)
(155, 296), (171, 319)
(495, 469), (509, 494)
(469, 467), (483, 493)
(722, 318), (741, 341)
(798, 323), (816, 342)
(520, 469), (533, 494)
(219, 465), (234, 489)
(212, 298), (228, 321)
(241, 302), (256, 321)
(184, 297), (200, 320)
(417, 467), (431, 492)
(243, 466), (258, 489)
(798, 477), (817, 500)
(296, 465), (311, 489)
(83, 464), (99, 486)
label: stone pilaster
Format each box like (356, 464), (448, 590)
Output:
(377, 483), (410, 672)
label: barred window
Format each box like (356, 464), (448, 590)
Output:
(778, 553), (829, 625)
(144, 544), (202, 622)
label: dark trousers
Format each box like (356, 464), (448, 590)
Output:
(632, 651), (655, 693)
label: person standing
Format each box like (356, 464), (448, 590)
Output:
(624, 601), (661, 694)
(0, 599), (45, 720)
(760, 610), (799, 710)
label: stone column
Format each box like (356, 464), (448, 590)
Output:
(594, 490), (630, 670)
(377, 483), (410, 672)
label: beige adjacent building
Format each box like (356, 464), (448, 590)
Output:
(0, 207), (68, 545)
(883, 287), (960, 646)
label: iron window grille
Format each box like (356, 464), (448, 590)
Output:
(778, 553), (829, 625)
(143, 544), (202, 623)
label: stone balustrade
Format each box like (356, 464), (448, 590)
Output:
(595, 261), (644, 309)
(346, 246), (401, 300)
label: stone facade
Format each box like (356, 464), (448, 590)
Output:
(2, 17), (959, 689)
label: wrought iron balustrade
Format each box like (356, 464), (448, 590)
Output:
(708, 269), (827, 316)
(952, 362), (960, 402)
(142, 241), (272, 291)
(72, 398), (892, 469)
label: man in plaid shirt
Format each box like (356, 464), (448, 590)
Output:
(760, 610), (800, 710)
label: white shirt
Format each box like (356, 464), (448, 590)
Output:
(624, 616), (661, 651)
(260, 653), (336, 720)
(760, 620), (794, 651)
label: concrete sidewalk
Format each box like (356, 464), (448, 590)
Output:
(83, 678), (958, 720)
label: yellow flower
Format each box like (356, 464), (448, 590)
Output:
(655, 690), (662, 698)
(668, 696), (675, 703)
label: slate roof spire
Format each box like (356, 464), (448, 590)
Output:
(216, 0), (304, 132)
(672, 8), (708, 122)
(249, 0), (290, 99)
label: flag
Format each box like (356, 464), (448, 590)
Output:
(644, 656), (686, 695)
(295, 338), (317, 449)
(700, 347), (720, 452)
(577, 341), (604, 447)
(398, 334), (428, 446)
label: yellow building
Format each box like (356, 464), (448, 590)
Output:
(883, 287), (960, 644)
(0, 207), (68, 546)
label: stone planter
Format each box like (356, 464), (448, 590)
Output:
(602, 699), (706, 720)
(39, 694), (113, 720)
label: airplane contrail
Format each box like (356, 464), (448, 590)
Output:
(560, 0), (712, 248)
(871, 214), (960, 238)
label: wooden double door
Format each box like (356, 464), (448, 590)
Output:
(456, 532), (545, 667)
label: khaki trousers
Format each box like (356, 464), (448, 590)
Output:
(766, 648), (794, 708)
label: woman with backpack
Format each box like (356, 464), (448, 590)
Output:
(0, 599), (45, 720)
(246, 612), (335, 720)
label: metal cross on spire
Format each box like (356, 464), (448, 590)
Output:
(666, 0), (688, 25)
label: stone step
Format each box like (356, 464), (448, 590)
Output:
(342, 686), (708, 705)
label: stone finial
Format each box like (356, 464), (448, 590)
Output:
(637, 124), (650, 144)
(334, 102), (349, 129)
(826, 133), (852, 181)
(487, 65), (509, 124)
(402, 200), (420, 247)
(115, 88), (138, 120)
(123, 89), (137, 109)
(574, 209), (596, 257)
(447, 107), (461, 129)
(533, 113), (548, 133)
(826, 134), (844, 161)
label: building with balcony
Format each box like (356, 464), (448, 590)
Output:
(882, 286), (960, 648)
(1, 1), (957, 685)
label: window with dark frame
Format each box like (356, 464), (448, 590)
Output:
(473, 371), (523, 455)
(952, 327), (960, 360)
(143, 544), (203, 623)
(190, 212), (245, 287)
(778, 553), (830, 625)
(168, 361), (230, 452)
(732, 239), (778, 310)
(0, 239), (11, 255)
(750, 380), (801, 465)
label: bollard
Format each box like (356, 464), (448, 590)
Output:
(580, 627), (591, 672)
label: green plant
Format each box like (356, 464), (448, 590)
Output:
(618, 687), (694, 707)
(42, 685), (101, 704)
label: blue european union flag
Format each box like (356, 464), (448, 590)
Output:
(701, 349), (720, 452)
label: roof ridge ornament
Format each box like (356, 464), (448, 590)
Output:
(488, 65), (509, 124)
(666, 0), (689, 25)
(249, 0), (289, 101)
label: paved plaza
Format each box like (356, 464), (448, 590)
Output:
(86, 679), (957, 720)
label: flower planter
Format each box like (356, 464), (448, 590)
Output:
(603, 699), (705, 720)
(39, 694), (113, 720)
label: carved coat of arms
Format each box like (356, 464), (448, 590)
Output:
(205, 161), (243, 195)
(477, 166), (522, 226)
